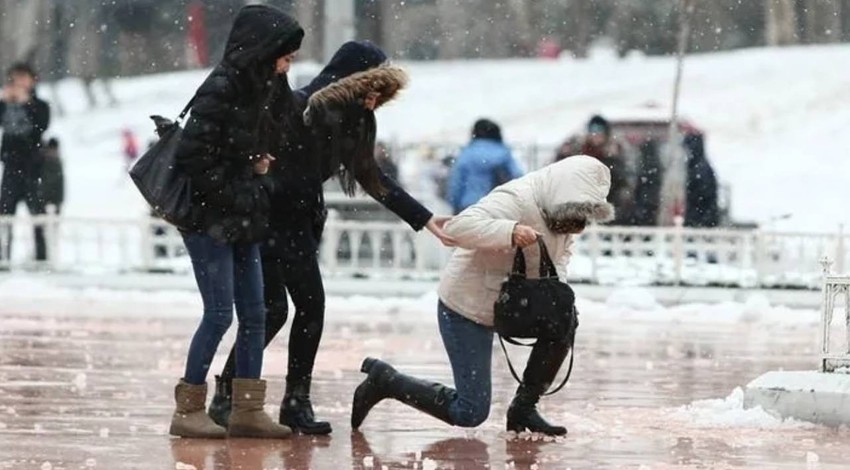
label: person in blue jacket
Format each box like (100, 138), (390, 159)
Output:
(448, 118), (523, 214)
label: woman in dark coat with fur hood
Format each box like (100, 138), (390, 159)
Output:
(170, 5), (303, 440)
(207, 42), (455, 435)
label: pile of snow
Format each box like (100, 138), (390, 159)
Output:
(37, 44), (850, 233)
(672, 387), (814, 429)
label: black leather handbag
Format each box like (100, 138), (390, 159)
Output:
(494, 238), (579, 395)
(129, 97), (195, 230)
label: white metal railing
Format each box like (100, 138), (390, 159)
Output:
(0, 213), (847, 290)
(818, 258), (850, 372)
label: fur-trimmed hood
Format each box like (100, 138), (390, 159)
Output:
(303, 64), (407, 125)
(531, 155), (615, 224)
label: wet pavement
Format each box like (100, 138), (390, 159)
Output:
(1, 305), (849, 469)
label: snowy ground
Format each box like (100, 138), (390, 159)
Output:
(40, 44), (850, 233)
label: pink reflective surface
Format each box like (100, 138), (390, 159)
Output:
(1, 309), (849, 469)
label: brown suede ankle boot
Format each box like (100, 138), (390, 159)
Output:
(227, 378), (292, 439)
(169, 379), (226, 439)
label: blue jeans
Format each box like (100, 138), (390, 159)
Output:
(438, 301), (494, 427)
(182, 232), (266, 385)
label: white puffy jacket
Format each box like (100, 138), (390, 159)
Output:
(438, 155), (613, 326)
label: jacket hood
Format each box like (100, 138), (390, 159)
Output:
(223, 5), (304, 70)
(300, 41), (388, 97)
(530, 155), (614, 223)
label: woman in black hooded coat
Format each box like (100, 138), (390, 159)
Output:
(207, 41), (455, 435)
(169, 5), (303, 440)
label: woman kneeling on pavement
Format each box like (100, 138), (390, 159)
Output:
(351, 155), (613, 436)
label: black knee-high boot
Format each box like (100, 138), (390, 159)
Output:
(351, 357), (457, 429)
(506, 339), (570, 436)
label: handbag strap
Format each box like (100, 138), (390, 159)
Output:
(512, 237), (559, 278)
(498, 335), (574, 396)
(535, 238), (558, 277)
(511, 245), (527, 277)
(176, 96), (197, 122)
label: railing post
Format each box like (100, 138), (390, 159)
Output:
(820, 257), (834, 372)
(139, 217), (152, 272)
(835, 224), (845, 274)
(845, 283), (850, 356)
(321, 210), (340, 272)
(752, 229), (763, 288)
(589, 225), (599, 283)
(673, 216), (684, 285)
(44, 207), (61, 271)
(0, 215), (9, 270)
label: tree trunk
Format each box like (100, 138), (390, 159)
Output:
(765, 0), (800, 45)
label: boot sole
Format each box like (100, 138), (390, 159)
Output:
(280, 412), (333, 435)
(169, 424), (226, 439)
(284, 423), (333, 435)
(227, 424), (292, 439)
(506, 419), (568, 436)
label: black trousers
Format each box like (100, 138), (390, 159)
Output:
(220, 253), (325, 387)
(0, 171), (46, 261)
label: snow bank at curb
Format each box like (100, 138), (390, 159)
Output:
(672, 387), (815, 429)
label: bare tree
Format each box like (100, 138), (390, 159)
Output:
(765, 0), (799, 45)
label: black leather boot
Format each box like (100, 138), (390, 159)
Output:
(506, 388), (567, 436)
(351, 357), (457, 429)
(505, 338), (570, 436)
(279, 378), (332, 435)
(207, 375), (232, 428)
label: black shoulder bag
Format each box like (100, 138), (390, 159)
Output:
(128, 97), (196, 230)
(494, 238), (579, 395)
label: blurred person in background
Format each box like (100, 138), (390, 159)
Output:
(448, 118), (523, 215)
(683, 132), (720, 228)
(0, 63), (51, 263)
(555, 115), (633, 225)
(40, 137), (64, 215)
(122, 128), (139, 172)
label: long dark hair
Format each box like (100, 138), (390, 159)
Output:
(312, 103), (385, 196)
(244, 62), (297, 156)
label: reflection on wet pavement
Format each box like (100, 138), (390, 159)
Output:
(1, 309), (849, 469)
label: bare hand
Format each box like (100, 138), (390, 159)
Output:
(425, 215), (457, 247)
(253, 154), (275, 175)
(512, 224), (540, 248)
(1, 85), (20, 103)
(363, 91), (380, 111)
